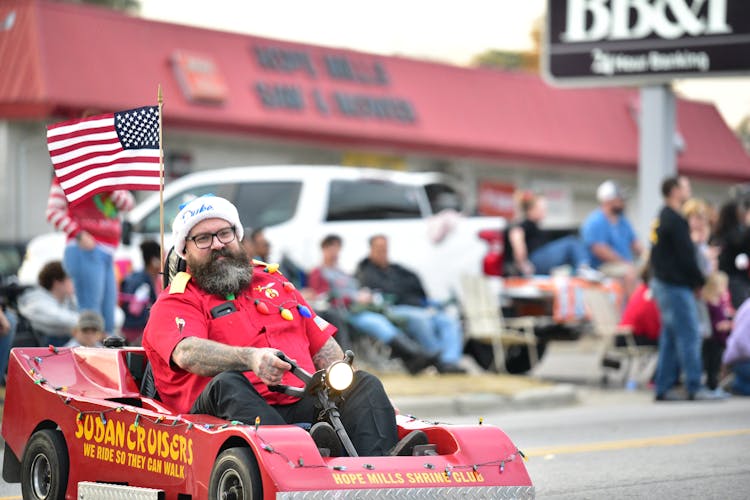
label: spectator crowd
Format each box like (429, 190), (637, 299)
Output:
(2, 174), (750, 402)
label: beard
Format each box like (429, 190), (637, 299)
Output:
(189, 246), (253, 297)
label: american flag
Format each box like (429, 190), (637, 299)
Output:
(47, 106), (161, 205)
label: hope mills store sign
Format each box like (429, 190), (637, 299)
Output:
(544, 0), (750, 85)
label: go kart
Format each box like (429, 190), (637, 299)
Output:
(2, 342), (534, 499)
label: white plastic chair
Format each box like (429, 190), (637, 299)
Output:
(581, 287), (657, 387)
(460, 275), (539, 372)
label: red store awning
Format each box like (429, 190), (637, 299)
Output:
(1, 0), (749, 180)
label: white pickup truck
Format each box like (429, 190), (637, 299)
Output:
(19, 166), (503, 303)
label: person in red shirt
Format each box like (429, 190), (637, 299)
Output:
(618, 267), (661, 347)
(143, 195), (421, 457)
(46, 177), (134, 334)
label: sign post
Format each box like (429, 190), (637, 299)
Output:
(544, 0), (750, 239)
(638, 85), (676, 242)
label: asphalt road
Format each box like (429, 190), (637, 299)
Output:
(434, 388), (750, 500)
(2, 388), (748, 499)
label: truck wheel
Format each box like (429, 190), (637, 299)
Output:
(209, 447), (262, 500)
(21, 429), (69, 500)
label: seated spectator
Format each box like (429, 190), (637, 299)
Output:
(250, 227), (271, 262)
(356, 234), (466, 373)
(250, 227), (307, 288)
(308, 234), (438, 374)
(581, 180), (643, 297)
(701, 271), (733, 391)
(17, 261), (78, 347)
(504, 190), (590, 276)
(119, 240), (161, 345)
(722, 297), (750, 395)
(240, 227), (255, 258)
(618, 266), (660, 347)
(65, 310), (105, 348)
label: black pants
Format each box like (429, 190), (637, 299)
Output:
(191, 370), (397, 456)
(702, 338), (725, 390)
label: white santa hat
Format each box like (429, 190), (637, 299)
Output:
(172, 195), (244, 258)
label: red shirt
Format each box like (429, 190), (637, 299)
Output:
(142, 265), (335, 413)
(619, 283), (661, 341)
(46, 178), (134, 249)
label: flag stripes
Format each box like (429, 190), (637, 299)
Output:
(47, 106), (161, 205)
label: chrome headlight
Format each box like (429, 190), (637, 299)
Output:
(326, 360), (354, 392)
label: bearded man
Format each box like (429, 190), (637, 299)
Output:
(143, 195), (422, 456)
(580, 180), (644, 298)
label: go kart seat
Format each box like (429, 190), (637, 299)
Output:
(139, 361), (160, 401)
(125, 350), (160, 401)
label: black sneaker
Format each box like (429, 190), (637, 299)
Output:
(655, 388), (688, 401)
(436, 362), (467, 374)
(601, 356), (621, 370)
(389, 430), (429, 456)
(403, 352), (440, 375)
(310, 422), (343, 457)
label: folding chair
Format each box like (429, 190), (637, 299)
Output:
(581, 287), (657, 387)
(460, 275), (539, 373)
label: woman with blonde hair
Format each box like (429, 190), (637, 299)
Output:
(683, 197), (716, 275)
(504, 190), (590, 276)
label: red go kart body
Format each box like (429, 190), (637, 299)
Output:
(2, 346), (534, 499)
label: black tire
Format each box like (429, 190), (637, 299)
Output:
(208, 447), (262, 500)
(21, 429), (69, 500)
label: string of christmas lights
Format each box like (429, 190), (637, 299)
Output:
(22, 345), (527, 474)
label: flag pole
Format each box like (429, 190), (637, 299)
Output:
(158, 84), (165, 286)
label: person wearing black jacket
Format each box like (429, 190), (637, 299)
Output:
(711, 199), (750, 309)
(356, 234), (465, 373)
(650, 176), (722, 401)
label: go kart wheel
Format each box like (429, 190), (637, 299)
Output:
(209, 447), (262, 500)
(21, 429), (69, 500)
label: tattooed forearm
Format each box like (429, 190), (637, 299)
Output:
(312, 337), (345, 370)
(172, 337), (253, 377)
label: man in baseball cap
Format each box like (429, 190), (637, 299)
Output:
(596, 180), (627, 204)
(66, 310), (105, 347)
(582, 180), (643, 296)
(144, 195), (423, 457)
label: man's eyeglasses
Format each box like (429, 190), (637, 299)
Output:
(187, 226), (236, 249)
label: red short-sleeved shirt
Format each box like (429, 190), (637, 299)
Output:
(142, 266), (335, 414)
(619, 283), (661, 341)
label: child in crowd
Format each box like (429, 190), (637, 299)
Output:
(65, 310), (105, 348)
(701, 271), (733, 391)
(120, 240), (161, 345)
(618, 265), (660, 347)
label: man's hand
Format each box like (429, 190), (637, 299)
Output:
(518, 260), (535, 277)
(77, 231), (97, 251)
(250, 348), (292, 385)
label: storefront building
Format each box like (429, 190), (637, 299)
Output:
(1, 0), (749, 242)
